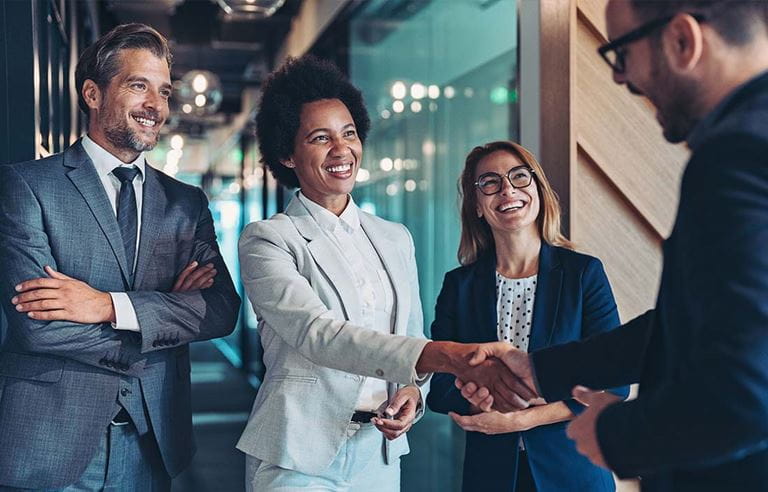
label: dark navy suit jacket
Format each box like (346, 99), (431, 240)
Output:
(533, 72), (768, 491)
(427, 243), (629, 491)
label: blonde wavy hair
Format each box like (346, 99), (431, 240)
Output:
(457, 141), (573, 265)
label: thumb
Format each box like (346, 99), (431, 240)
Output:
(469, 342), (510, 366)
(45, 266), (71, 280)
(572, 385), (599, 406)
(385, 391), (412, 417)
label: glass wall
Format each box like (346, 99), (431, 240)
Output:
(348, 1), (520, 490)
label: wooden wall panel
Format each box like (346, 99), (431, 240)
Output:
(574, 148), (662, 322)
(575, 14), (688, 238)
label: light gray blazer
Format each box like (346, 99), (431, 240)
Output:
(236, 195), (431, 475)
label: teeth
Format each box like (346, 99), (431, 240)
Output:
(133, 116), (156, 127)
(326, 163), (352, 173)
(499, 202), (524, 212)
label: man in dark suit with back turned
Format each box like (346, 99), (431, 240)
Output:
(0, 24), (240, 489)
(460, 1), (768, 490)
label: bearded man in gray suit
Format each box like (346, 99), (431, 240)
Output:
(0, 24), (240, 490)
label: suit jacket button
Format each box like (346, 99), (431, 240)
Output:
(375, 369), (384, 377)
(121, 388), (130, 396)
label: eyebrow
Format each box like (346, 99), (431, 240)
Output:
(125, 75), (173, 91)
(304, 123), (356, 139)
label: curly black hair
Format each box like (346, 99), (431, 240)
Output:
(256, 55), (371, 188)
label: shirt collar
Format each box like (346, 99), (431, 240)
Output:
(81, 134), (146, 181)
(297, 191), (360, 234)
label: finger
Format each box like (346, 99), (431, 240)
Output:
(468, 342), (509, 366)
(372, 417), (409, 431)
(459, 381), (479, 399)
(16, 299), (64, 313)
(454, 378), (465, 390)
(478, 395), (494, 413)
(172, 262), (198, 291)
(12, 288), (59, 304)
(184, 269), (217, 291)
(15, 278), (62, 292)
(44, 266), (72, 280)
(498, 369), (537, 402)
(27, 309), (69, 320)
(179, 265), (215, 291)
(449, 413), (478, 432)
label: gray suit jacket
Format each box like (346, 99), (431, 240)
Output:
(0, 141), (241, 488)
(236, 195), (430, 474)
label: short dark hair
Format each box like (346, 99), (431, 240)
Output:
(255, 55), (371, 188)
(75, 23), (172, 115)
(630, 0), (768, 45)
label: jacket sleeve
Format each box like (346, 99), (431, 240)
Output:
(596, 134), (768, 478)
(127, 188), (241, 353)
(238, 220), (429, 385)
(425, 271), (471, 416)
(0, 164), (145, 376)
(563, 258), (631, 416)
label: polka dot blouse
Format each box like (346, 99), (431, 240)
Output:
(495, 272), (537, 352)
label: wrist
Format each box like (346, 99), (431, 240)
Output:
(416, 341), (474, 374)
(102, 292), (117, 323)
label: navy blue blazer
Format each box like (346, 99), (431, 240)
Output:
(427, 242), (629, 491)
(533, 72), (768, 491)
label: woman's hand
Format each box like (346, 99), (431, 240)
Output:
(448, 410), (531, 435)
(372, 386), (421, 440)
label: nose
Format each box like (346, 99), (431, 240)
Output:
(499, 176), (517, 196)
(143, 89), (164, 111)
(329, 137), (349, 158)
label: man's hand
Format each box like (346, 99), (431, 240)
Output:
(372, 386), (421, 440)
(456, 342), (539, 412)
(565, 386), (621, 470)
(172, 261), (217, 292)
(449, 409), (532, 435)
(12, 266), (115, 323)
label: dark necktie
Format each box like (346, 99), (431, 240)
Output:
(112, 166), (141, 284)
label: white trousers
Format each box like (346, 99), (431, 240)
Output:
(245, 422), (401, 492)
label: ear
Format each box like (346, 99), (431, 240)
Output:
(82, 79), (101, 111)
(281, 159), (295, 169)
(662, 13), (704, 74)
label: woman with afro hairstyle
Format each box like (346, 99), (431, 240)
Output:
(236, 55), (430, 491)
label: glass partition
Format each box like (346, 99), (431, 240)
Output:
(348, 1), (520, 489)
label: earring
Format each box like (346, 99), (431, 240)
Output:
(283, 160), (295, 169)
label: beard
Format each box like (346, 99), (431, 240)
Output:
(649, 53), (701, 144)
(101, 102), (160, 154)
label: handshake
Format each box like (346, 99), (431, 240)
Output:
(418, 340), (542, 412)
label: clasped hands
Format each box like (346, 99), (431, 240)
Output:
(11, 262), (217, 323)
(454, 341), (620, 470)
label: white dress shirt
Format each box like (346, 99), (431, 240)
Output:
(81, 134), (143, 332)
(298, 192), (395, 412)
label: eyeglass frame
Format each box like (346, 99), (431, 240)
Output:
(474, 165), (536, 196)
(597, 12), (707, 74)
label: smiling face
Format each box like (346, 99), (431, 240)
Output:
(475, 150), (540, 237)
(85, 48), (171, 162)
(606, 0), (701, 143)
(286, 98), (362, 214)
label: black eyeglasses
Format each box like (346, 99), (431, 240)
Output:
(475, 166), (535, 196)
(598, 13), (706, 73)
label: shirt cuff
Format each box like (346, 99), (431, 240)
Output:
(109, 292), (140, 332)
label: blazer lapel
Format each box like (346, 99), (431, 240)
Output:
(133, 165), (167, 288)
(359, 213), (408, 335)
(529, 242), (563, 351)
(472, 253), (499, 343)
(286, 196), (362, 323)
(64, 141), (131, 287)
